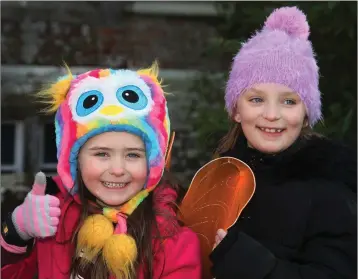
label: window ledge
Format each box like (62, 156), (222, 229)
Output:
(128, 2), (219, 17)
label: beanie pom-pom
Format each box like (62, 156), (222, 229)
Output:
(264, 6), (309, 39)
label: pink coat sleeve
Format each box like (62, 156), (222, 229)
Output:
(154, 226), (202, 279)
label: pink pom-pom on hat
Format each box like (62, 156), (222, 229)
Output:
(225, 6), (322, 126)
(264, 6), (310, 39)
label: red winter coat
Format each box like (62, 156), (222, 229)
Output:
(1, 176), (201, 279)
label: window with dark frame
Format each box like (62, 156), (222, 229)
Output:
(1, 122), (24, 174)
(43, 122), (58, 164)
(1, 123), (15, 166)
(40, 122), (58, 173)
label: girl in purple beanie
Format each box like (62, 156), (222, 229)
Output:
(210, 6), (356, 279)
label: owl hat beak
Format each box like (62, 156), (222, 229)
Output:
(100, 105), (124, 116)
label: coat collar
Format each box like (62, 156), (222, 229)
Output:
(223, 134), (357, 192)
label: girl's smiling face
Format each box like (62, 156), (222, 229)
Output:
(234, 83), (308, 154)
(78, 131), (147, 207)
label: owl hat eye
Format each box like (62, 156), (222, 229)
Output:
(76, 90), (104, 117)
(42, 63), (170, 217)
(117, 85), (148, 111)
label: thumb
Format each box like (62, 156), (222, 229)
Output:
(30, 172), (47, 196)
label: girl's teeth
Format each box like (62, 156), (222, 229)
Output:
(260, 128), (282, 133)
(102, 182), (127, 188)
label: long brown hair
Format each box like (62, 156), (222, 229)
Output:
(69, 170), (182, 279)
(215, 120), (323, 157)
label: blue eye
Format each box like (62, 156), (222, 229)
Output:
(76, 90), (104, 117)
(116, 85), (148, 111)
(284, 99), (296, 105)
(250, 97), (263, 103)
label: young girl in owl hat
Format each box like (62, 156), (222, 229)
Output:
(208, 6), (356, 279)
(1, 63), (201, 279)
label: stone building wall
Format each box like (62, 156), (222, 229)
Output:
(2, 1), (224, 70)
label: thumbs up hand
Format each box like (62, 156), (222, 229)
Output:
(11, 172), (61, 241)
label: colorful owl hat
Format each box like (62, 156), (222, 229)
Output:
(38, 63), (171, 278)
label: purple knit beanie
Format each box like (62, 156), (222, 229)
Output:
(225, 6), (321, 126)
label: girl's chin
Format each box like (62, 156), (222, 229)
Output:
(250, 141), (284, 154)
(95, 197), (127, 209)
